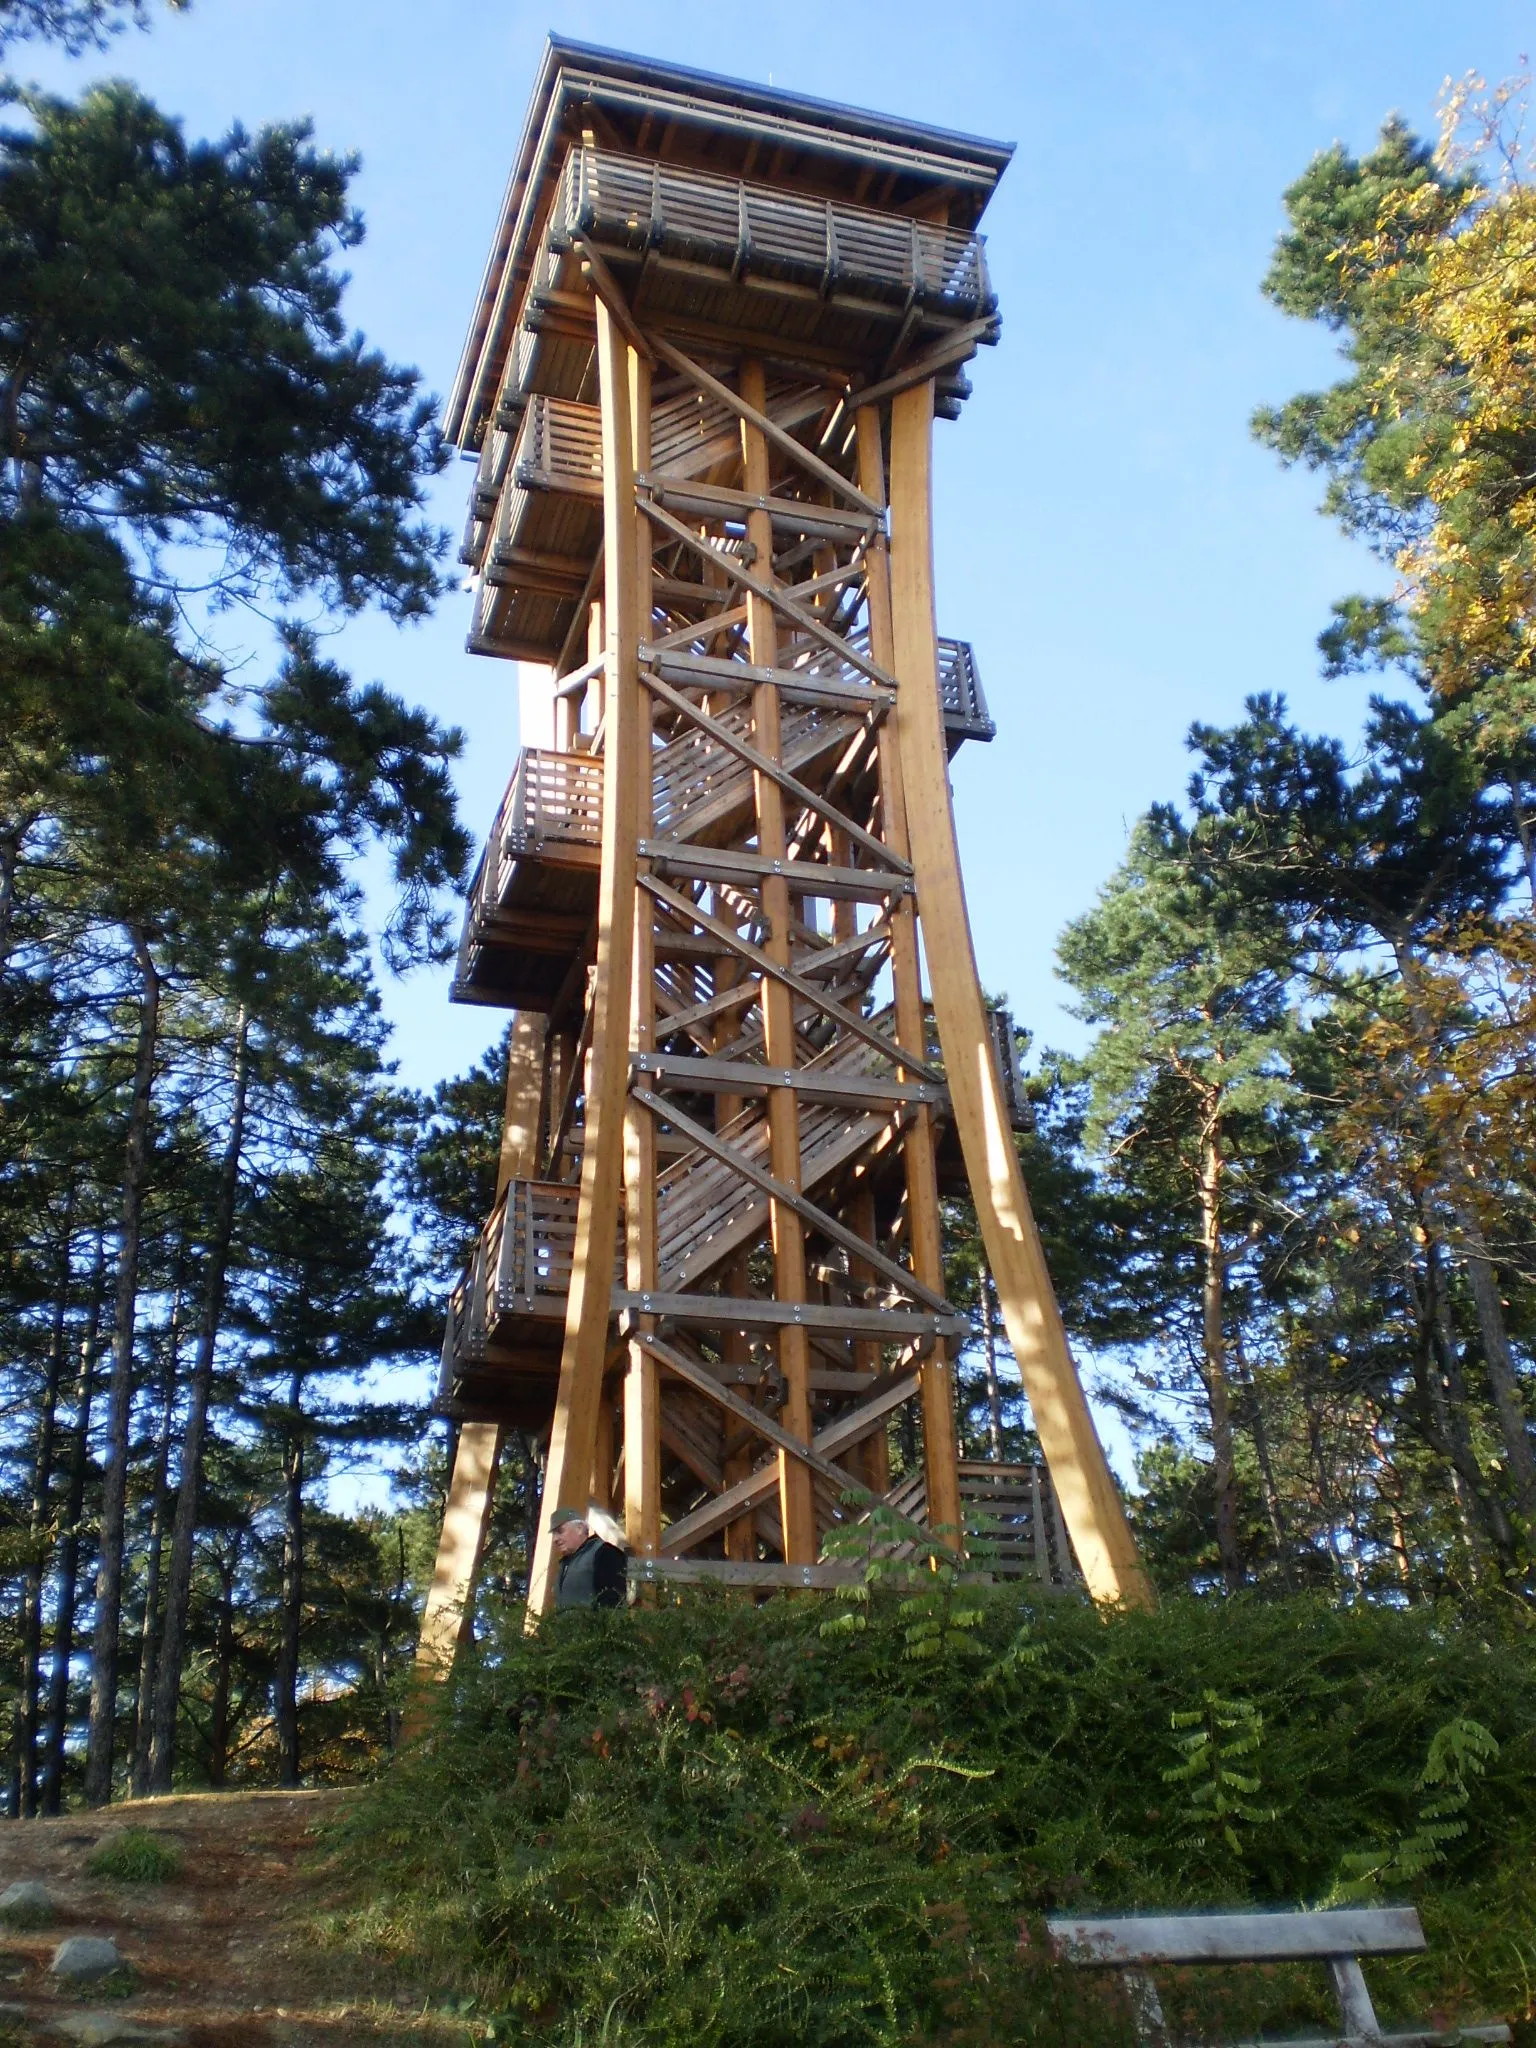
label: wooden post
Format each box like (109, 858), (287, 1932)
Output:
(527, 297), (643, 1617)
(623, 346), (662, 1564)
(884, 379), (1153, 1610)
(740, 358), (817, 1566)
(412, 1010), (549, 1699)
(497, 1011), (550, 1197)
(412, 1421), (503, 1682)
(855, 406), (963, 1543)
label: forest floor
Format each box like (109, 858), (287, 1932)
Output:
(0, 1790), (451, 2048)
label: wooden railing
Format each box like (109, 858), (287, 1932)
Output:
(453, 747), (603, 990)
(937, 637), (994, 742)
(441, 1178), (590, 1371)
(513, 393), (603, 495)
(555, 145), (995, 317)
(504, 746), (604, 857)
(886, 1461), (1083, 1585)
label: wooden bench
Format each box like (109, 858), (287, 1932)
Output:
(1046, 1905), (1510, 2046)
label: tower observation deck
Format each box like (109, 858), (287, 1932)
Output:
(415, 38), (1151, 1650)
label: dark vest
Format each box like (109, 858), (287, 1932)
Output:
(555, 1535), (627, 1609)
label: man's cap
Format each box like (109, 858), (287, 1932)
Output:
(549, 1508), (587, 1528)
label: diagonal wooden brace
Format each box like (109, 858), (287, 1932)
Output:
(641, 666), (907, 871)
(639, 872), (944, 1085)
(642, 495), (897, 692)
(649, 332), (882, 520)
(661, 1368), (925, 1553)
(630, 1084), (953, 1316)
(635, 1330), (865, 1495)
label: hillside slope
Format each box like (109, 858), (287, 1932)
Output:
(332, 1589), (1536, 2047)
(0, 1791), (444, 2048)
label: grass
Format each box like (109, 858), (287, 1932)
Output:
(320, 1589), (1536, 2047)
(86, 1827), (184, 1884)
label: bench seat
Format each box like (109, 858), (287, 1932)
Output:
(1047, 1906), (1509, 2047)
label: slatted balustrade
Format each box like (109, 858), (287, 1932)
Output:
(438, 1178), (605, 1419)
(559, 146), (995, 317)
(771, 626), (992, 752)
(938, 637), (994, 745)
(885, 1460), (1082, 1584)
(513, 393), (604, 495)
(452, 747), (603, 1008)
(440, 1178), (592, 1361)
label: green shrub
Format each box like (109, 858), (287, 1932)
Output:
(323, 1591), (1536, 2046)
(86, 1827), (184, 1883)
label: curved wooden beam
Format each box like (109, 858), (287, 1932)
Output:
(882, 381), (1155, 1611)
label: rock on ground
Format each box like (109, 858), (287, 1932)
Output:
(49, 1937), (124, 1983)
(0, 1881), (52, 1921)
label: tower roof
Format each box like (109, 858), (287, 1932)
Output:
(443, 37), (1014, 447)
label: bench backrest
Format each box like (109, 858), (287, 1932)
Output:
(1046, 1906), (1426, 1966)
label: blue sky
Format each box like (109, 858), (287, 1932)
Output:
(19, 0), (1533, 1492)
(18, 0), (1532, 1092)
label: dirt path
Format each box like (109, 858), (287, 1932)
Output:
(0, 1791), (442, 2048)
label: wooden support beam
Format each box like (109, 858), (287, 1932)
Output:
(642, 495), (896, 692)
(640, 873), (943, 1084)
(630, 1085), (953, 1315)
(738, 356), (817, 1566)
(411, 1418), (502, 1687)
(527, 300), (645, 1620)
(572, 238), (655, 363)
(617, 1294), (965, 1337)
(630, 1050), (938, 1106)
(624, 346), (662, 1567)
(411, 1011), (549, 1709)
(854, 404), (963, 1546)
(661, 1369), (925, 1553)
(639, 668), (905, 869)
(635, 1331), (863, 1493)
(639, 842), (908, 902)
(497, 1012), (549, 1199)
(883, 380), (1153, 1611)
(642, 475), (876, 543)
(643, 645), (892, 716)
(650, 333), (882, 519)
(845, 317), (998, 413)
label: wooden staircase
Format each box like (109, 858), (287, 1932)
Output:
(438, 1036), (932, 1420)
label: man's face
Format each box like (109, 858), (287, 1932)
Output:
(552, 1517), (590, 1557)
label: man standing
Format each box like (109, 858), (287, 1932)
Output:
(550, 1508), (628, 1610)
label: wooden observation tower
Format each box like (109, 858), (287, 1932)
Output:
(417, 38), (1151, 1655)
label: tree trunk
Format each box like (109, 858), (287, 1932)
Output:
(129, 1273), (185, 1799)
(273, 1373), (304, 1790)
(1303, 1389), (1353, 1595)
(43, 1236), (107, 1816)
(978, 1260), (1004, 1461)
(14, 1191), (75, 1817)
(85, 926), (161, 1807)
(1196, 1122), (1243, 1591)
(1232, 1330), (1295, 1592)
(207, 1547), (237, 1789)
(0, 810), (37, 966)
(1393, 940), (1536, 1521)
(148, 1007), (249, 1795)
(1419, 1226), (1519, 1569)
